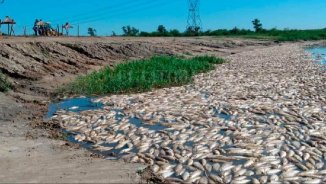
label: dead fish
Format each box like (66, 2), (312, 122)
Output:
(175, 164), (184, 176)
(212, 163), (220, 172)
(198, 177), (208, 184)
(161, 170), (174, 178)
(75, 134), (86, 142)
(204, 163), (212, 172)
(189, 170), (202, 179)
(221, 162), (234, 172)
(298, 170), (318, 177)
(244, 159), (255, 168)
(231, 179), (251, 184)
(266, 169), (281, 175)
(283, 177), (300, 181)
(182, 171), (190, 181)
(234, 169), (247, 177)
(193, 162), (205, 171)
(280, 151), (287, 158)
(252, 178), (260, 184)
(208, 174), (223, 183)
(152, 164), (160, 173)
(303, 179), (322, 184)
(259, 176), (268, 183)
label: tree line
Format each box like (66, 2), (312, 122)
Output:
(119, 19), (266, 37)
(87, 19), (326, 41)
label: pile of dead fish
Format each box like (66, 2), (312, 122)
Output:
(52, 43), (326, 184)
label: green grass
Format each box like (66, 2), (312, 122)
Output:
(0, 72), (11, 92)
(63, 56), (224, 95)
(274, 29), (326, 41)
(216, 29), (326, 41)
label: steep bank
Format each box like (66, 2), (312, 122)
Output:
(0, 37), (275, 103)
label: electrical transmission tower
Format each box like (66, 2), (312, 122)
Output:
(187, 0), (202, 33)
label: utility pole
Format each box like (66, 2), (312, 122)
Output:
(186, 0), (202, 33)
(0, 0), (4, 36)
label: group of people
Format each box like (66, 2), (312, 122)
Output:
(33, 19), (50, 36)
(33, 19), (72, 36)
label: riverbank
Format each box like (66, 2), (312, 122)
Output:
(0, 37), (278, 183)
(0, 38), (324, 183)
(53, 43), (325, 183)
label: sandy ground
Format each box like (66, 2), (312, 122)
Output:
(0, 95), (146, 183)
(0, 37), (290, 183)
(0, 133), (145, 183)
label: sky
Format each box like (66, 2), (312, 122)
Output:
(0, 0), (326, 36)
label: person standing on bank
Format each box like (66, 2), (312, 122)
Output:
(33, 19), (39, 36)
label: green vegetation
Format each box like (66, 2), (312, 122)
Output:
(63, 56), (224, 95)
(266, 29), (326, 41)
(0, 72), (11, 92)
(121, 19), (326, 41)
(122, 26), (140, 36)
(88, 27), (97, 36)
(207, 29), (326, 41)
(252, 19), (263, 33)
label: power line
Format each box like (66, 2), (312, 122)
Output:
(48, 0), (141, 24)
(73, 0), (174, 25)
(187, 0), (202, 32)
(12, 0), (178, 35)
(21, 0), (164, 29)
(71, 0), (161, 24)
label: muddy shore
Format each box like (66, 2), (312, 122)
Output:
(1, 37), (324, 183)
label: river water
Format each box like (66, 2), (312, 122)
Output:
(306, 46), (326, 65)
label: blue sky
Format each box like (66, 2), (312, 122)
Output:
(1, 0), (326, 36)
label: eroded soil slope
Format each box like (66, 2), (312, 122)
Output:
(0, 37), (275, 104)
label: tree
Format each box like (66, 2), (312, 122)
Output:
(185, 26), (201, 36)
(122, 26), (139, 36)
(230, 27), (240, 34)
(111, 31), (116, 37)
(88, 27), (96, 36)
(169, 29), (181, 37)
(157, 25), (167, 34)
(252, 19), (263, 32)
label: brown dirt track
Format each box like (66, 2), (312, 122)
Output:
(0, 37), (276, 183)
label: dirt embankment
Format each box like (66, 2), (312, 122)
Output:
(0, 37), (276, 183)
(0, 37), (275, 103)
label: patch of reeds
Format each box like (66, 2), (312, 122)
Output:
(63, 56), (225, 95)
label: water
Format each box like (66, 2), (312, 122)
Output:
(306, 46), (326, 65)
(212, 107), (233, 121)
(47, 97), (104, 119)
(129, 117), (167, 131)
(112, 109), (168, 131)
(47, 97), (167, 158)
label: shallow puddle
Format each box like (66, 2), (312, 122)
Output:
(47, 97), (104, 119)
